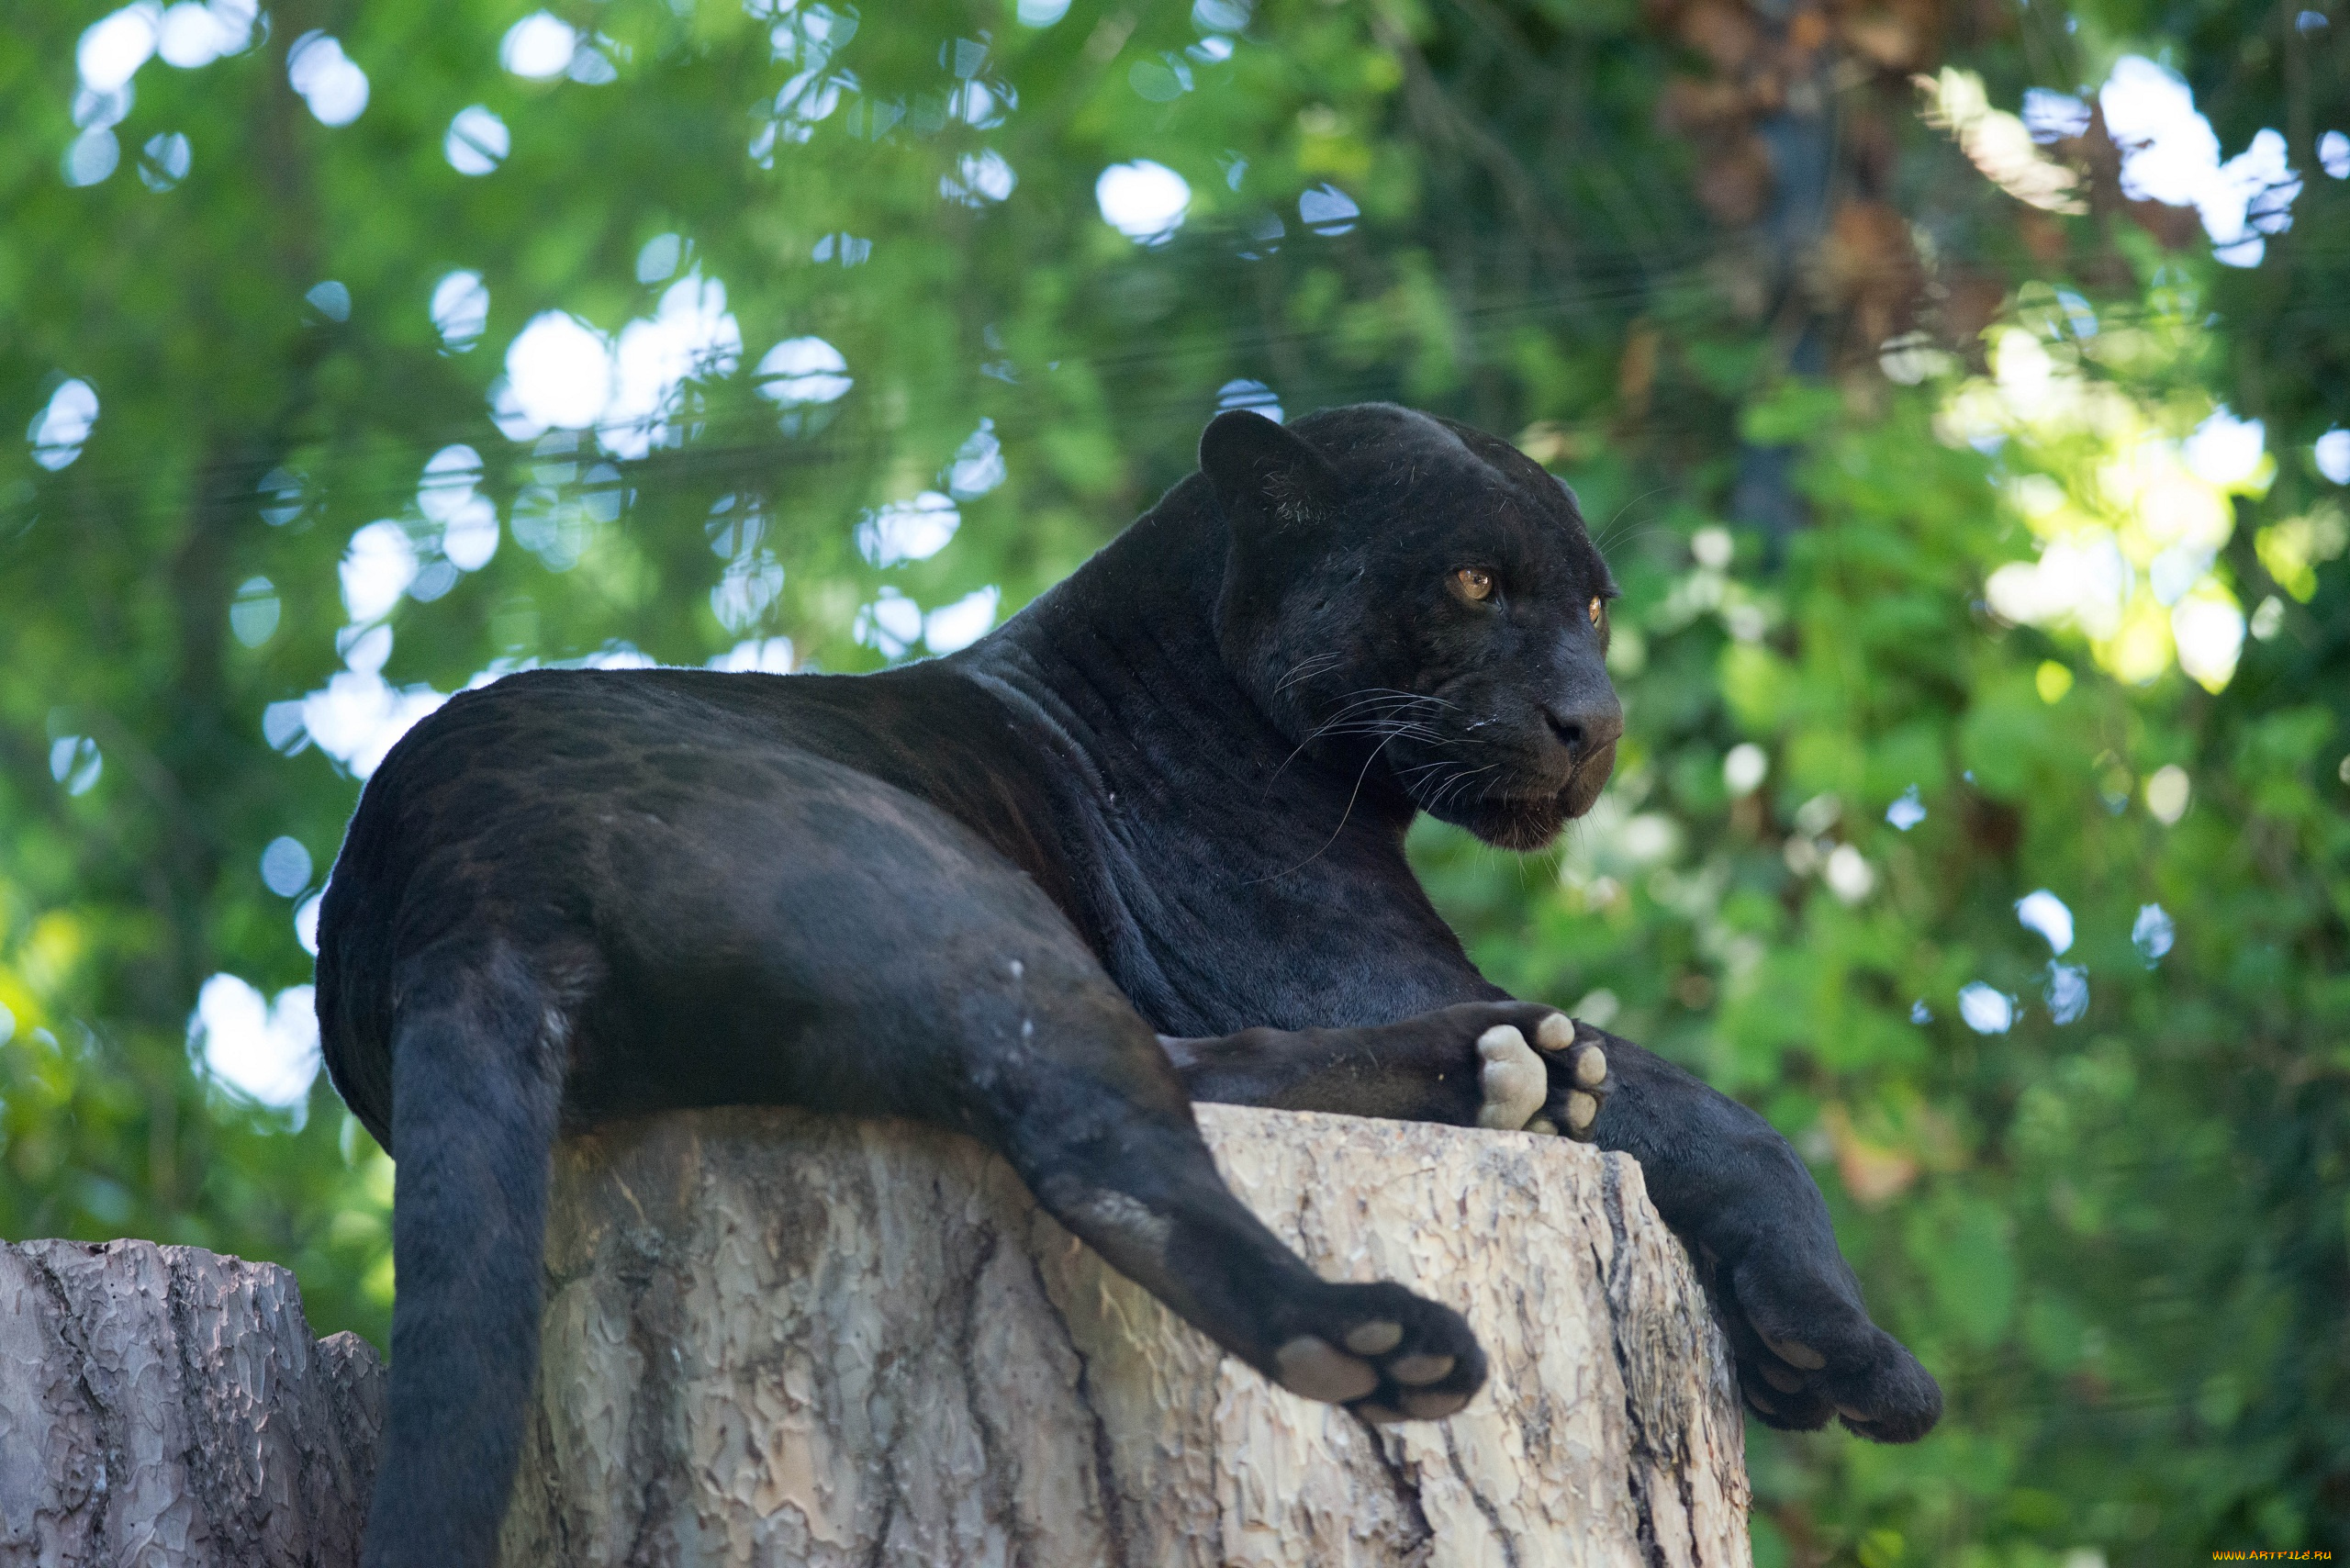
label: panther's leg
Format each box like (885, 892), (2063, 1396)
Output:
(1572, 1027), (1942, 1441)
(779, 915), (1492, 1425)
(1164, 1000), (1617, 1140)
(1169, 1006), (1940, 1442)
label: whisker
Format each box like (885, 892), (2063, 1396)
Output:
(1262, 686), (1475, 796)
(1435, 763), (1499, 814)
(1248, 730), (1406, 885)
(1590, 486), (1673, 556)
(1273, 652), (1345, 693)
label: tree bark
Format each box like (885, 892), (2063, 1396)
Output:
(0, 1238), (385, 1568)
(502, 1103), (1751, 1568)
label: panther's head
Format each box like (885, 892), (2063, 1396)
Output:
(1202, 403), (1621, 852)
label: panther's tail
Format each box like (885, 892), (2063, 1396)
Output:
(362, 945), (566, 1568)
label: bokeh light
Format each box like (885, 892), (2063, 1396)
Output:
(755, 336), (853, 408)
(430, 270), (489, 351)
(504, 312), (612, 431)
(500, 12), (579, 80)
(27, 378), (99, 470)
(445, 106), (509, 175)
(1096, 161), (1191, 242)
(287, 32), (370, 126)
(189, 975), (320, 1111)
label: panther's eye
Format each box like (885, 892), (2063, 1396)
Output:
(1456, 567), (1494, 602)
(1588, 596), (1605, 628)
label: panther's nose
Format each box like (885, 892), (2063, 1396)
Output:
(1543, 698), (1623, 763)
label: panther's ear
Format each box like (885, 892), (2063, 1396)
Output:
(1199, 409), (1339, 532)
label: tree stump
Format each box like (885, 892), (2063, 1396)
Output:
(0, 1238), (386, 1567)
(501, 1104), (1751, 1567)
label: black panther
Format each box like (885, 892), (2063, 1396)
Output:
(318, 403), (1941, 1567)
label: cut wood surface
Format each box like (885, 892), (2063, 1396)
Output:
(501, 1103), (1751, 1568)
(0, 1238), (385, 1568)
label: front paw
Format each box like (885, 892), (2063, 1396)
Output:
(1713, 1249), (1942, 1442)
(1267, 1280), (1489, 1424)
(1472, 1010), (1615, 1142)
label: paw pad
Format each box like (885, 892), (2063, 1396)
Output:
(1387, 1352), (1455, 1385)
(1533, 1014), (1610, 1141)
(1474, 1025), (1547, 1130)
(1272, 1285), (1487, 1426)
(1275, 1337), (1378, 1403)
(1762, 1332), (1826, 1370)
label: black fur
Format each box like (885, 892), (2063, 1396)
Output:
(319, 404), (1939, 1567)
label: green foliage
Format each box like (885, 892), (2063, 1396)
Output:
(3, 0), (2344, 1561)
